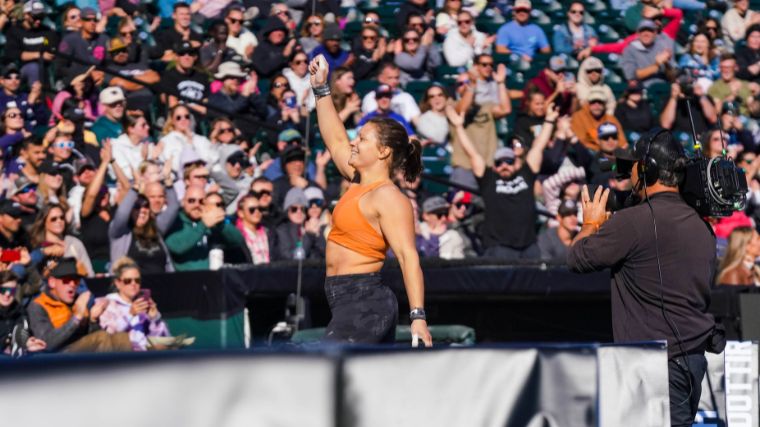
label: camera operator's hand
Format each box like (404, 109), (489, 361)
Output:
(580, 185), (611, 229)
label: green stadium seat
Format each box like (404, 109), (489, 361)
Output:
(405, 80), (432, 102)
(356, 79), (379, 97)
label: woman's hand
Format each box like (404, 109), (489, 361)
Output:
(147, 299), (160, 320)
(130, 298), (150, 316)
(411, 319), (433, 347)
(25, 337), (46, 352)
(309, 55), (329, 87)
(346, 93), (361, 113)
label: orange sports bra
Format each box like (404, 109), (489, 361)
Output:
(328, 180), (391, 260)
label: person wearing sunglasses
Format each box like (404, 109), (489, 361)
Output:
(3, 0), (58, 86)
(55, 7), (108, 84)
(571, 87), (628, 151)
(494, 0), (551, 61)
(304, 186), (328, 232)
(97, 257), (171, 351)
(299, 14), (325, 56)
(159, 41), (209, 116)
(235, 191), (275, 264)
(165, 186), (245, 271)
(0, 106), (29, 158)
(416, 195), (465, 260)
(224, 5), (258, 62)
(351, 25), (387, 81)
(434, 0), (463, 37)
(29, 204), (95, 278)
(0, 270), (47, 357)
(0, 64), (44, 130)
(9, 176), (39, 233)
(284, 51), (316, 111)
(395, 0), (433, 36)
(394, 27), (439, 87)
(576, 56), (615, 116)
(442, 10), (492, 68)
(445, 190), (478, 257)
(551, 2), (598, 60)
(448, 101), (558, 260)
(110, 178), (176, 275)
(159, 104), (214, 175)
(104, 36), (160, 115)
(251, 17), (297, 79)
(275, 187), (326, 260)
(537, 199), (579, 263)
(208, 61), (267, 128)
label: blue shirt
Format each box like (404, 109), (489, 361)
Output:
(358, 111), (415, 136)
(309, 45), (351, 79)
(496, 21), (549, 57)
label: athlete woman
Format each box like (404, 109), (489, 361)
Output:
(309, 55), (432, 346)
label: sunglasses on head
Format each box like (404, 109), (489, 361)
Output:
(289, 206), (305, 214)
(120, 277), (141, 285)
(494, 157), (515, 166)
(0, 287), (16, 296)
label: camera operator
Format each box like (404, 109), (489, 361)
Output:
(659, 75), (717, 137)
(567, 130), (724, 427)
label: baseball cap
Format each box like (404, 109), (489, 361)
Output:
(514, 0), (532, 10)
(81, 7), (98, 19)
(494, 146), (516, 162)
(226, 150), (250, 167)
(280, 145), (306, 166)
(63, 106), (85, 123)
(49, 257), (84, 279)
(557, 199), (578, 217)
(74, 157), (96, 174)
(99, 86), (125, 105)
(637, 19), (657, 32)
(323, 23), (343, 41)
(587, 87), (608, 103)
(23, 1), (46, 16)
(109, 37), (128, 53)
(1, 63), (18, 78)
(175, 40), (197, 55)
(376, 84), (393, 97)
(278, 128), (302, 143)
(304, 186), (324, 202)
(38, 160), (61, 176)
(597, 122), (618, 139)
(549, 55), (567, 72)
(422, 196), (449, 214)
(13, 176), (36, 194)
(0, 200), (22, 218)
(180, 149), (205, 169)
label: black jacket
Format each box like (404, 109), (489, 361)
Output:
(274, 222), (326, 260)
(251, 18), (290, 78)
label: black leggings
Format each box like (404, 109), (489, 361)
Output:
(323, 272), (398, 344)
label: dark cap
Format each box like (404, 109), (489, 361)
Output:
(1, 63), (18, 78)
(175, 40), (197, 55)
(49, 257), (84, 279)
(81, 7), (98, 19)
(0, 200), (22, 217)
(557, 199), (578, 217)
(323, 23), (343, 40)
(63, 106), (86, 123)
(38, 160), (61, 176)
(74, 157), (96, 174)
(637, 19), (657, 32)
(597, 121), (619, 139)
(226, 150), (250, 167)
(422, 196), (449, 214)
(375, 84), (393, 97)
(280, 145), (306, 166)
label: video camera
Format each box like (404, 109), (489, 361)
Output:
(680, 155), (747, 217)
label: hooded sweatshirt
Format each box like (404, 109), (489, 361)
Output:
(576, 57), (616, 116)
(251, 18), (290, 78)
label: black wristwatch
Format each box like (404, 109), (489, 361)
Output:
(410, 307), (426, 321)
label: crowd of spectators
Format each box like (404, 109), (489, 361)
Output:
(1, 0), (760, 354)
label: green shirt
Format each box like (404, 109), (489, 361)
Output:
(91, 116), (123, 143)
(707, 78), (753, 116)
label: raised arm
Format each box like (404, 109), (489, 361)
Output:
(309, 55), (353, 180)
(81, 141), (112, 218)
(525, 103), (559, 174)
(445, 105), (486, 178)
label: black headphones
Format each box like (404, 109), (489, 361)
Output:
(637, 128), (684, 187)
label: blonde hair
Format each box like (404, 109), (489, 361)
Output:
(718, 226), (760, 283)
(162, 104), (196, 136)
(112, 256), (139, 278)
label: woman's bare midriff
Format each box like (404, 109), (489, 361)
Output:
(326, 240), (385, 276)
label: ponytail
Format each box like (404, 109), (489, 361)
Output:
(401, 137), (423, 183)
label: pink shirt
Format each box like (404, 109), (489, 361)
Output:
(98, 293), (170, 351)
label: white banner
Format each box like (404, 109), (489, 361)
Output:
(725, 341), (759, 427)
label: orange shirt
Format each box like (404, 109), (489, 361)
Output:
(328, 181), (390, 260)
